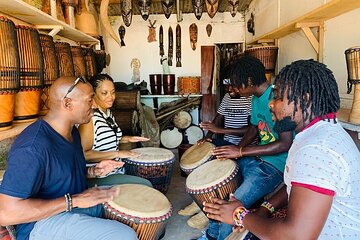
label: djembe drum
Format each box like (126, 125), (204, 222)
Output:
(71, 46), (87, 78)
(123, 147), (176, 193)
(160, 126), (183, 149)
(183, 125), (204, 144)
(0, 17), (19, 131)
(173, 110), (192, 129)
(82, 47), (97, 78)
(180, 142), (214, 174)
(186, 159), (239, 211)
(245, 46), (278, 82)
(14, 25), (44, 123)
(39, 34), (59, 116)
(345, 47), (360, 124)
(103, 184), (172, 240)
(55, 42), (75, 77)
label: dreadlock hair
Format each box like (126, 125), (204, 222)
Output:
(275, 59), (340, 124)
(229, 55), (267, 88)
(89, 73), (114, 91)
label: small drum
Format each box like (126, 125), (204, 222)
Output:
(71, 46), (87, 78)
(173, 110), (192, 129)
(177, 76), (201, 94)
(245, 46), (278, 72)
(113, 109), (139, 136)
(123, 147), (176, 194)
(0, 17), (19, 131)
(180, 142), (214, 174)
(186, 159), (239, 210)
(104, 184), (172, 240)
(345, 47), (360, 124)
(149, 74), (162, 95)
(114, 90), (141, 110)
(162, 74), (175, 95)
(55, 42), (75, 77)
(160, 126), (183, 149)
(183, 125), (204, 144)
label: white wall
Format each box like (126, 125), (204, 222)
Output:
(245, 0), (360, 109)
(101, 12), (246, 88)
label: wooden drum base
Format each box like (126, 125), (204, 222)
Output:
(349, 84), (360, 124)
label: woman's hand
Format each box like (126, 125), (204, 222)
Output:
(200, 122), (221, 134)
(72, 186), (120, 208)
(203, 196), (244, 225)
(92, 160), (124, 177)
(117, 150), (140, 159)
(128, 136), (150, 143)
(212, 145), (242, 159)
(197, 137), (212, 145)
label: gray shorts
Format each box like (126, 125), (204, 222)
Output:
(29, 211), (137, 240)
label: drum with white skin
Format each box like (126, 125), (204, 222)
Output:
(180, 142), (214, 174)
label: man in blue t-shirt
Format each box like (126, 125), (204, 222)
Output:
(0, 77), (137, 240)
(197, 56), (294, 240)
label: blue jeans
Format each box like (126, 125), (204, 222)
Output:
(206, 157), (284, 240)
(29, 205), (137, 240)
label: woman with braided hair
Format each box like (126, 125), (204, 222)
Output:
(203, 59), (360, 239)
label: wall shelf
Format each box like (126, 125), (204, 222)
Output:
(247, 0), (360, 45)
(0, 0), (98, 44)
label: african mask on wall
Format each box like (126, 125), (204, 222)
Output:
(206, 24), (212, 37)
(205, 0), (219, 18)
(121, 0), (132, 27)
(228, 0), (239, 17)
(138, 0), (152, 21)
(189, 23), (198, 51)
(192, 0), (205, 20)
(118, 25), (126, 46)
(161, 0), (175, 19)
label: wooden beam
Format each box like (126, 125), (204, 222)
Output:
(300, 27), (319, 53)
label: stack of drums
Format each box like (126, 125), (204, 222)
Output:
(55, 42), (75, 77)
(123, 147), (176, 194)
(177, 76), (201, 94)
(103, 184), (172, 240)
(14, 25), (44, 123)
(345, 46), (360, 124)
(245, 46), (278, 82)
(39, 34), (60, 116)
(0, 17), (19, 131)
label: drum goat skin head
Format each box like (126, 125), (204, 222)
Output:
(192, 0), (205, 20)
(205, 0), (219, 18)
(161, 0), (175, 19)
(121, 0), (132, 27)
(228, 0), (239, 17)
(189, 23), (198, 51)
(138, 0), (152, 21)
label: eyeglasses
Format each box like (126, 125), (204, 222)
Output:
(63, 76), (87, 99)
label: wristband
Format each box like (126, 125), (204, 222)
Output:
(260, 201), (275, 214)
(233, 206), (251, 227)
(239, 147), (243, 158)
(65, 193), (73, 212)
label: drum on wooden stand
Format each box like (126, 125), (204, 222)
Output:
(345, 46), (360, 124)
(103, 184), (172, 240)
(55, 42), (75, 77)
(39, 34), (60, 116)
(183, 125), (204, 144)
(14, 25), (44, 123)
(173, 110), (192, 129)
(180, 142), (214, 174)
(186, 159), (239, 211)
(160, 126), (183, 149)
(0, 17), (19, 131)
(123, 147), (176, 194)
(112, 110), (139, 136)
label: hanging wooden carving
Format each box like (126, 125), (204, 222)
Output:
(192, 0), (205, 20)
(148, 20), (157, 43)
(100, 0), (121, 47)
(205, 0), (219, 18)
(118, 25), (126, 46)
(176, 24), (181, 67)
(159, 25), (164, 63)
(206, 24), (212, 37)
(168, 26), (173, 66)
(138, 0), (152, 21)
(228, 0), (239, 17)
(189, 23), (198, 51)
(161, 0), (175, 19)
(121, 0), (132, 27)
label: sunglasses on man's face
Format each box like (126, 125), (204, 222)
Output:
(63, 76), (87, 99)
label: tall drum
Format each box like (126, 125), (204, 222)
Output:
(123, 147), (176, 194)
(82, 47), (97, 78)
(0, 17), (19, 131)
(103, 184), (172, 240)
(39, 34), (60, 116)
(71, 46), (87, 78)
(15, 25), (44, 122)
(55, 42), (75, 77)
(245, 46), (278, 72)
(345, 47), (360, 124)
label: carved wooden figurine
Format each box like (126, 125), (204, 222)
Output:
(206, 24), (212, 37)
(118, 25), (126, 46)
(176, 24), (181, 67)
(189, 23), (198, 50)
(138, 0), (152, 21)
(161, 0), (175, 19)
(148, 20), (157, 43)
(159, 25), (164, 63)
(168, 26), (173, 66)
(121, 0), (132, 27)
(205, 0), (219, 18)
(192, 0), (205, 20)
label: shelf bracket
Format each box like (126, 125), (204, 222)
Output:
(296, 22), (324, 62)
(35, 25), (64, 37)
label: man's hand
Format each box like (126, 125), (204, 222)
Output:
(203, 196), (243, 225)
(72, 187), (120, 208)
(212, 145), (242, 159)
(93, 160), (124, 177)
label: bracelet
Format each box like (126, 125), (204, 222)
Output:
(233, 206), (251, 227)
(64, 193), (73, 212)
(260, 201), (275, 214)
(239, 147), (243, 158)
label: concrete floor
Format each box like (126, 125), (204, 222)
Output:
(161, 152), (204, 240)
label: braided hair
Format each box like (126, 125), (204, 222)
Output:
(89, 74), (114, 90)
(229, 55), (267, 87)
(275, 59), (340, 123)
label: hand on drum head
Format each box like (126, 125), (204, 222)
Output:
(117, 150), (140, 158)
(95, 160), (125, 177)
(127, 136), (150, 143)
(203, 196), (243, 225)
(72, 186), (120, 208)
(197, 137), (212, 145)
(212, 145), (241, 159)
(200, 121), (221, 134)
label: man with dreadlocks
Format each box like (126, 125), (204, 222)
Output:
(197, 55), (294, 240)
(203, 59), (360, 239)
